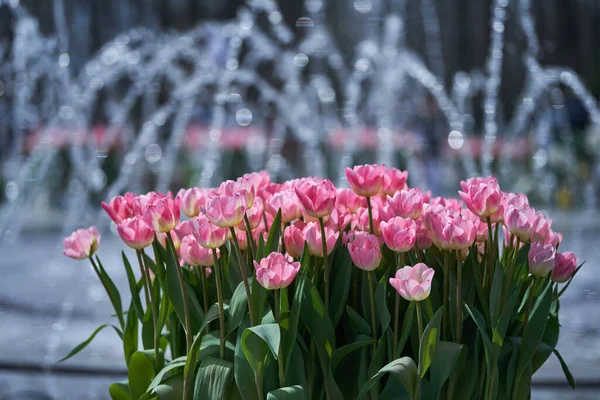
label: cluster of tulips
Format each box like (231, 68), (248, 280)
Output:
(62, 164), (580, 400)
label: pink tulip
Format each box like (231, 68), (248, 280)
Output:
(336, 188), (366, 213)
(101, 193), (137, 223)
(238, 197), (264, 231)
(243, 170), (271, 192)
(458, 179), (502, 218)
(179, 187), (213, 218)
(304, 222), (339, 257)
(551, 252), (578, 283)
(180, 235), (216, 267)
(144, 196), (181, 233)
(117, 217), (155, 250)
(326, 207), (353, 232)
(345, 164), (385, 197)
(347, 232), (382, 271)
(219, 178), (256, 208)
(254, 252), (301, 290)
(195, 215), (228, 249)
(135, 191), (170, 214)
(387, 188), (425, 219)
(503, 206), (536, 241)
(530, 212), (552, 242)
(503, 192), (529, 210)
(266, 190), (301, 223)
(415, 218), (432, 249)
(171, 220), (197, 251)
(294, 179), (337, 219)
(63, 227), (101, 260)
(426, 212), (477, 250)
(380, 217), (417, 253)
(284, 222), (306, 258)
(459, 176), (500, 192)
(202, 194), (246, 228)
(381, 167), (409, 196)
(428, 196), (463, 212)
(389, 263), (435, 302)
(528, 242), (556, 277)
(544, 229), (563, 248)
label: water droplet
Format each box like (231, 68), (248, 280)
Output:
(533, 149), (548, 168)
(493, 21), (504, 33)
(448, 130), (464, 150)
(269, 11), (282, 25)
(353, 0), (372, 14)
(145, 144), (162, 164)
(293, 53), (309, 67)
(58, 53), (70, 68)
(5, 181), (18, 201)
(318, 87), (336, 103)
(236, 108), (253, 126)
(296, 17), (314, 28)
(305, 0), (323, 12)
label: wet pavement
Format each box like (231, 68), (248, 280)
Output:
(0, 210), (598, 399)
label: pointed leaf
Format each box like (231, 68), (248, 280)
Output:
(346, 305), (371, 336)
(193, 357), (235, 400)
(128, 351), (157, 400)
(418, 306), (443, 377)
(95, 256), (125, 328)
(122, 251), (145, 321)
(265, 209), (282, 254)
(109, 381), (131, 400)
(331, 335), (375, 373)
(329, 246), (353, 327)
(267, 385), (305, 400)
(357, 357), (418, 400)
(429, 341), (465, 400)
(59, 324), (122, 362)
(375, 272), (391, 333)
(553, 349), (575, 389)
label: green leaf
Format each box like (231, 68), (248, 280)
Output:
(513, 361), (532, 400)
(464, 304), (492, 373)
(226, 280), (249, 336)
(146, 357), (187, 393)
(429, 341), (465, 400)
(59, 324), (122, 362)
(163, 238), (205, 334)
(357, 357), (418, 400)
(241, 323), (281, 378)
(234, 316), (259, 400)
(453, 338), (479, 400)
(265, 208), (282, 254)
(375, 272), (391, 333)
(124, 302), (139, 367)
(122, 251), (145, 321)
(490, 263), (503, 325)
(267, 385), (305, 400)
(282, 276), (306, 383)
(250, 276), (268, 327)
(553, 349), (575, 389)
(256, 234), (266, 261)
(328, 246), (353, 328)
(515, 283), (552, 380)
(153, 375), (183, 400)
(418, 306), (443, 377)
(531, 316), (559, 373)
(142, 308), (155, 350)
(397, 302), (415, 357)
(346, 305), (371, 336)
(331, 334), (375, 373)
(95, 255), (125, 328)
(128, 351), (157, 400)
(193, 357), (235, 400)
(109, 381), (131, 400)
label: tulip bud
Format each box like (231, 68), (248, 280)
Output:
(254, 252), (301, 290)
(528, 242), (556, 277)
(180, 235), (216, 267)
(63, 227), (101, 260)
(380, 217), (417, 253)
(389, 263), (435, 302)
(551, 252), (578, 283)
(347, 232), (382, 271)
(304, 222), (338, 257)
(117, 217), (155, 250)
(284, 222), (306, 258)
(345, 164), (385, 197)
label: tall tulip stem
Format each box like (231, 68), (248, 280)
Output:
(212, 249), (226, 359)
(455, 250), (463, 343)
(166, 232), (192, 353)
(367, 271), (378, 355)
(136, 249), (160, 369)
(393, 252), (406, 358)
(318, 217), (330, 312)
(366, 196), (375, 234)
(275, 288), (285, 387)
(229, 227), (256, 326)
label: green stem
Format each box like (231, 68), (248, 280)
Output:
(212, 249), (226, 359)
(137, 250), (160, 369)
(198, 266), (210, 334)
(166, 232), (192, 354)
(244, 213), (257, 259)
(455, 250), (463, 343)
(523, 278), (536, 332)
(416, 301), (424, 353)
(367, 271), (378, 356)
(318, 217), (330, 312)
(229, 227), (256, 326)
(501, 242), (518, 306)
(486, 217), (494, 289)
(275, 289), (285, 387)
(89, 256), (125, 329)
(366, 196), (375, 234)
(442, 252), (449, 341)
(393, 252), (406, 358)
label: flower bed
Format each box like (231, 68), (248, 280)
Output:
(62, 165), (581, 400)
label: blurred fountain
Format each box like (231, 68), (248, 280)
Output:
(0, 0), (599, 244)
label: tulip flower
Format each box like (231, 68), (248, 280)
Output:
(219, 178), (256, 208)
(414, 218), (432, 250)
(380, 217), (417, 253)
(294, 179), (336, 218)
(266, 190), (301, 223)
(347, 232), (382, 271)
(117, 217), (155, 250)
(304, 222), (338, 257)
(180, 235), (216, 267)
(179, 187), (212, 218)
(144, 196), (181, 233)
(530, 212), (552, 242)
(458, 180), (502, 218)
(254, 252), (301, 290)
(503, 192), (530, 210)
(195, 215), (228, 249)
(336, 188), (366, 213)
(459, 176), (500, 192)
(381, 167), (409, 196)
(203, 194), (246, 228)
(243, 170), (271, 192)
(345, 164), (385, 198)
(528, 242), (556, 277)
(504, 205), (536, 241)
(551, 252), (578, 283)
(389, 263), (435, 302)
(544, 229), (563, 248)
(63, 227), (101, 260)
(101, 193), (137, 223)
(387, 188), (425, 219)
(238, 197), (264, 231)
(284, 222), (306, 258)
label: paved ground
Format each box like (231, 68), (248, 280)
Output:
(0, 210), (598, 399)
